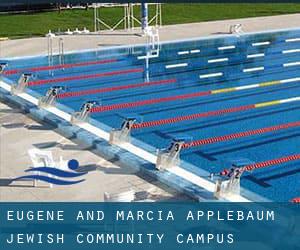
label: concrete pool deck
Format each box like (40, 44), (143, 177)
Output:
(0, 101), (191, 201)
(0, 13), (299, 58)
(0, 14), (299, 201)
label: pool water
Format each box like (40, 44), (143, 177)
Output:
(2, 28), (300, 201)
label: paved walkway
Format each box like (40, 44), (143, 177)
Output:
(0, 14), (299, 58)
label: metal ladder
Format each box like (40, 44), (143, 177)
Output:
(144, 27), (160, 81)
(58, 38), (65, 69)
(47, 36), (54, 75)
(47, 36), (65, 75)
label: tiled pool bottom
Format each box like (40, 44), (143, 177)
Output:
(1, 28), (300, 202)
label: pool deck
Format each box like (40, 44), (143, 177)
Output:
(0, 14), (299, 202)
(0, 101), (191, 201)
(1, 13), (299, 58)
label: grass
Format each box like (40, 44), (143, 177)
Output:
(0, 4), (299, 39)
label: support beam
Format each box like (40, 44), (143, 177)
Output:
(141, 3), (148, 32)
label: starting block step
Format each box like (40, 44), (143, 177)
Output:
(156, 134), (193, 170)
(109, 113), (143, 145)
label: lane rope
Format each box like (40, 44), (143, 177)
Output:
(57, 78), (177, 98)
(291, 197), (300, 203)
(219, 154), (300, 181)
(90, 77), (300, 113)
(3, 59), (118, 75)
(131, 96), (300, 129)
(242, 154), (300, 172)
(28, 68), (143, 86)
(182, 121), (300, 148)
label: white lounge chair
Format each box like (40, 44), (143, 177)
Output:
(27, 148), (67, 188)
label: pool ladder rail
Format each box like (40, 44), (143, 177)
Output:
(46, 32), (65, 76)
(58, 38), (65, 69)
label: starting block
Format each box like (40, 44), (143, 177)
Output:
(71, 101), (99, 124)
(0, 62), (7, 74)
(229, 24), (243, 35)
(214, 158), (254, 199)
(38, 86), (65, 108)
(156, 135), (192, 170)
(11, 73), (32, 95)
(214, 172), (241, 199)
(109, 114), (143, 145)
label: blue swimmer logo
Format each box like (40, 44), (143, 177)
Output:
(13, 159), (86, 185)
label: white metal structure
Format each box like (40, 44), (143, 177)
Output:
(229, 24), (243, 35)
(46, 31), (55, 75)
(58, 37), (65, 68)
(93, 3), (162, 32)
(38, 86), (64, 108)
(144, 26), (160, 47)
(93, 3), (131, 32)
(156, 140), (185, 170)
(109, 118), (136, 145)
(11, 73), (32, 95)
(214, 178), (241, 199)
(0, 62), (7, 74)
(71, 101), (99, 124)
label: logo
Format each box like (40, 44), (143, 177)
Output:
(13, 159), (87, 185)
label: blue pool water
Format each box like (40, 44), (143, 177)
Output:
(2, 28), (300, 201)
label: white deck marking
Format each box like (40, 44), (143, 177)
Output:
(200, 72), (223, 78)
(123, 142), (157, 163)
(18, 94), (38, 105)
(252, 41), (270, 46)
(282, 49), (300, 54)
(169, 167), (215, 192)
(78, 122), (110, 141)
(243, 67), (264, 73)
(45, 106), (72, 121)
(166, 63), (188, 69)
(208, 58), (228, 63)
(285, 38), (300, 43)
(283, 61), (300, 67)
(218, 45), (235, 50)
(247, 53), (265, 58)
(0, 80), (12, 92)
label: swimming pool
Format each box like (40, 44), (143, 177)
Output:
(1, 28), (300, 202)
